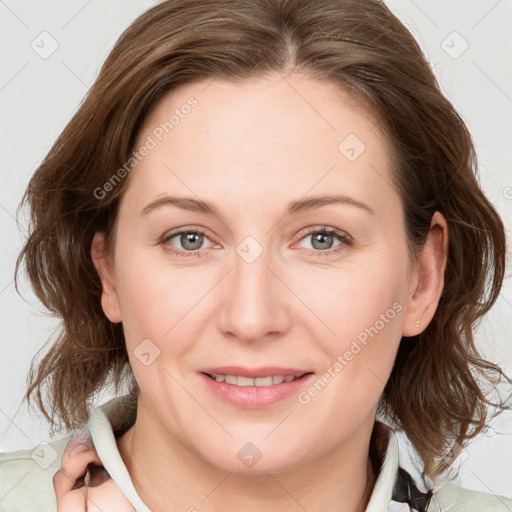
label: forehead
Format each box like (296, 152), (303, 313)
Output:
(124, 73), (398, 217)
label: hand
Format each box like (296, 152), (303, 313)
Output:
(53, 431), (134, 511)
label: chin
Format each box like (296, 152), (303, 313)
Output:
(198, 438), (306, 476)
(213, 455), (301, 476)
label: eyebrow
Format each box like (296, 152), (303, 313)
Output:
(141, 193), (375, 218)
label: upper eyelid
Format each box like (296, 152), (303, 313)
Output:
(163, 227), (214, 245)
(162, 226), (210, 240)
(296, 225), (348, 238)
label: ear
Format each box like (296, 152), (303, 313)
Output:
(402, 211), (448, 336)
(91, 232), (122, 323)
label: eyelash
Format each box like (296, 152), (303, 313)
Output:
(160, 226), (352, 258)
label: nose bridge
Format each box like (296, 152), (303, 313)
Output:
(216, 235), (290, 342)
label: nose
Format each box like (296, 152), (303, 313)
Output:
(216, 243), (293, 344)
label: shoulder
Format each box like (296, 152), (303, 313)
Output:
(0, 435), (72, 512)
(0, 395), (137, 512)
(434, 481), (512, 511)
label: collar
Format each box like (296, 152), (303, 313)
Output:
(85, 395), (439, 512)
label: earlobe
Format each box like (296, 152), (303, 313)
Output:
(91, 232), (122, 323)
(402, 212), (448, 337)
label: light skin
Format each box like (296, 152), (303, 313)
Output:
(53, 434), (133, 511)
(87, 73), (448, 512)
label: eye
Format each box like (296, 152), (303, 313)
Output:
(160, 225), (351, 258)
(161, 227), (215, 257)
(295, 226), (352, 255)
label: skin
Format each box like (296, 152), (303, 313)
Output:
(53, 434), (133, 511)
(88, 73), (448, 512)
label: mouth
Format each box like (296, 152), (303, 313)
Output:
(203, 372), (309, 387)
(199, 367), (314, 408)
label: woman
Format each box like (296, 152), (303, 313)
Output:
(1, 0), (510, 510)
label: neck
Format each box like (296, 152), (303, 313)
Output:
(117, 398), (378, 512)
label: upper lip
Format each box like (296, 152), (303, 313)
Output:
(200, 366), (312, 378)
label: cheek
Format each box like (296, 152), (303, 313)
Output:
(293, 254), (408, 406)
(113, 251), (216, 357)
(294, 255), (409, 347)
(116, 272), (169, 341)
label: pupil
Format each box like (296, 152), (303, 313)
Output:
(313, 232), (332, 250)
(182, 232), (202, 250)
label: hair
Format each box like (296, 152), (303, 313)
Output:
(16, 0), (510, 478)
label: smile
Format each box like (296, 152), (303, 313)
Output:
(205, 374), (304, 386)
(199, 368), (314, 408)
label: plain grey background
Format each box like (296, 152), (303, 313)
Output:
(1, 0), (511, 499)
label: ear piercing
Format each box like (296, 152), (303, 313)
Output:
(415, 320), (420, 329)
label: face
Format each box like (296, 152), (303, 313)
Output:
(93, 73), (438, 474)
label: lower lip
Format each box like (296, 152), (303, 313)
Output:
(200, 373), (314, 409)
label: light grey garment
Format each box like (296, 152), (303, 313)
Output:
(1, 395), (510, 511)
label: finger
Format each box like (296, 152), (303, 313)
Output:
(53, 465), (89, 506)
(55, 477), (134, 512)
(53, 431), (132, 511)
(55, 465), (134, 512)
(53, 434), (103, 499)
(55, 487), (87, 512)
(54, 448), (103, 493)
(62, 432), (102, 470)
(86, 480), (135, 512)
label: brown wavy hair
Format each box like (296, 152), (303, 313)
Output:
(16, 0), (510, 477)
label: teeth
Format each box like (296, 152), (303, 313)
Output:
(237, 376), (255, 387)
(255, 376), (273, 387)
(224, 375), (237, 385)
(209, 374), (301, 386)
